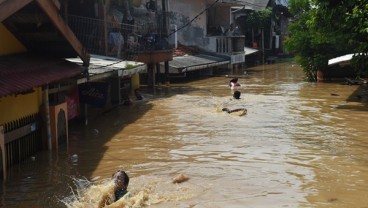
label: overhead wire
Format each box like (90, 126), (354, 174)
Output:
(168, 0), (220, 37)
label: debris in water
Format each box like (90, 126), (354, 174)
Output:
(71, 154), (78, 163)
(172, 174), (190, 184)
(93, 129), (99, 135)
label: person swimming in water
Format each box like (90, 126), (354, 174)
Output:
(222, 91), (247, 115)
(98, 170), (131, 207)
(229, 78), (241, 90)
(113, 170), (130, 201)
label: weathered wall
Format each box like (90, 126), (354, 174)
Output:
(207, 5), (231, 28)
(0, 23), (39, 124)
(0, 24), (26, 56)
(167, 0), (207, 47)
(0, 88), (42, 124)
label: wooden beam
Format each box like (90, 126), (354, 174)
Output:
(0, 0), (33, 22)
(35, 0), (90, 66)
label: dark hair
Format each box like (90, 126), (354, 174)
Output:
(229, 78), (238, 86)
(233, 91), (241, 99)
(113, 170), (130, 186)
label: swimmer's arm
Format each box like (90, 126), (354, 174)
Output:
(98, 194), (111, 208)
(228, 108), (247, 113)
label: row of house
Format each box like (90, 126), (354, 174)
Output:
(0, 0), (289, 180)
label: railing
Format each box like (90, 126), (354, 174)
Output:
(66, 14), (172, 60)
(207, 36), (246, 64)
(208, 36), (246, 54)
(0, 113), (42, 180)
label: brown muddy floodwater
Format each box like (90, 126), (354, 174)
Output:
(2, 61), (368, 208)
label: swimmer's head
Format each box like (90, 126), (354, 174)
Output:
(112, 170), (129, 190)
(233, 91), (241, 99)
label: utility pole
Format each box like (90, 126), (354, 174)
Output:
(162, 0), (170, 86)
(262, 28), (264, 64)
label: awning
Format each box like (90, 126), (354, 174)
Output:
(161, 54), (229, 74)
(67, 54), (146, 83)
(328, 54), (354, 66)
(244, 47), (259, 56)
(0, 54), (86, 97)
(275, 0), (288, 7)
(229, 0), (269, 11)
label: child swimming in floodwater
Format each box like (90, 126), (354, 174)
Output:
(229, 78), (241, 90)
(98, 170), (131, 207)
(221, 91), (247, 115)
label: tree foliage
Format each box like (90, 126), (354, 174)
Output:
(285, 0), (368, 81)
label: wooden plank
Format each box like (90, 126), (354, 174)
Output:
(0, 0), (33, 22)
(36, 0), (90, 66)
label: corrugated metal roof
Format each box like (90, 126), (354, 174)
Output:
(328, 54), (354, 66)
(0, 54), (86, 97)
(244, 47), (259, 55)
(67, 54), (146, 80)
(275, 0), (288, 7)
(163, 54), (229, 73)
(224, 0), (270, 10)
(68, 54), (144, 74)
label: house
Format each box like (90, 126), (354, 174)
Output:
(66, 0), (173, 87)
(148, 0), (271, 76)
(0, 0), (90, 180)
(0, 0), (173, 180)
(155, 0), (291, 75)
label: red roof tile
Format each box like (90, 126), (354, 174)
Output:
(173, 44), (200, 57)
(0, 54), (86, 97)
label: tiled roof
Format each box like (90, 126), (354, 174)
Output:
(0, 54), (86, 97)
(173, 44), (200, 57)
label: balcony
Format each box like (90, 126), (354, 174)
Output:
(207, 35), (246, 64)
(66, 15), (173, 63)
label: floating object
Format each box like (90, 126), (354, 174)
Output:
(71, 154), (78, 163)
(172, 174), (190, 184)
(92, 129), (99, 135)
(222, 108), (247, 116)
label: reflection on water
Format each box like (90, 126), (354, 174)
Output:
(2, 61), (368, 207)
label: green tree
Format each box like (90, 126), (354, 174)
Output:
(285, 0), (368, 81)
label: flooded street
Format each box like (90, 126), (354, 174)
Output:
(2, 61), (368, 208)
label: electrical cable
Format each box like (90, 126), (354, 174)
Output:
(168, 0), (220, 37)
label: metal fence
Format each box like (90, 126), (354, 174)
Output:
(1, 113), (42, 179)
(67, 13), (172, 61)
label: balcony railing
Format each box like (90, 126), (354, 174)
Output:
(208, 36), (246, 54)
(66, 15), (172, 61)
(208, 36), (246, 64)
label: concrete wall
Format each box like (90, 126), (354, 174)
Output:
(166, 0), (233, 53)
(0, 88), (42, 124)
(168, 0), (207, 47)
